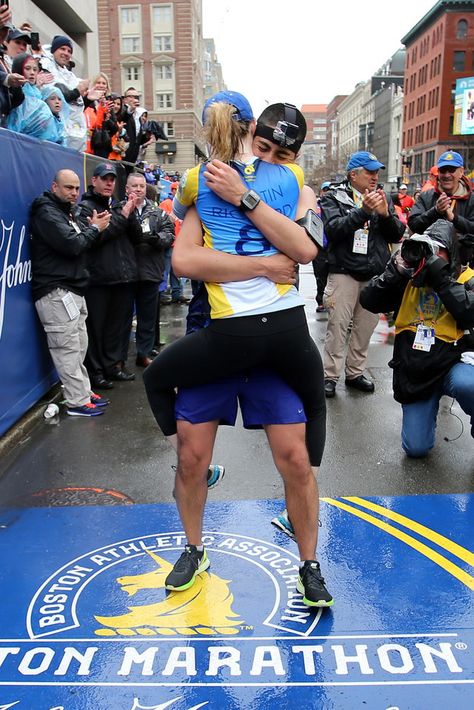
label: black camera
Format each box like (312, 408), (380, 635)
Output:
(400, 237), (434, 267)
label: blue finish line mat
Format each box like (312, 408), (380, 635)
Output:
(0, 495), (472, 709)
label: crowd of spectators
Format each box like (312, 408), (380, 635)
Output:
(0, 4), (175, 175)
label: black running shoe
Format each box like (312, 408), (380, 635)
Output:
(297, 560), (333, 607)
(165, 545), (210, 591)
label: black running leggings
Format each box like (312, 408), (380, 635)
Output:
(143, 306), (326, 466)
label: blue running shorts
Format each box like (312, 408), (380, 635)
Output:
(175, 368), (306, 429)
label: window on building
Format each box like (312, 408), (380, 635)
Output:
(161, 153), (175, 165)
(155, 63), (173, 80)
(156, 92), (173, 109)
(152, 4), (172, 24)
(124, 65), (140, 82)
(425, 150), (435, 170)
(151, 3), (173, 52)
(122, 36), (141, 53)
(154, 34), (172, 52)
(120, 6), (139, 24)
(120, 5), (141, 54)
(453, 51), (466, 71)
(121, 65), (142, 95)
(449, 114), (454, 134)
(471, 51), (474, 71)
(414, 154), (422, 174)
(160, 121), (174, 138)
(456, 19), (468, 39)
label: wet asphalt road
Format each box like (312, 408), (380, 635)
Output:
(0, 267), (472, 507)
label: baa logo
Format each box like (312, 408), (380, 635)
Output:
(27, 532), (321, 640)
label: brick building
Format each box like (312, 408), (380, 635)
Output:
(97, 0), (222, 172)
(401, 0), (474, 187)
(298, 104), (327, 179)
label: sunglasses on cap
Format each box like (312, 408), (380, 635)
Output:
(438, 166), (459, 174)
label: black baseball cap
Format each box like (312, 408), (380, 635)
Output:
(93, 163), (117, 178)
(7, 28), (31, 43)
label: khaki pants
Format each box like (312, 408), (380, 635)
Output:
(323, 273), (379, 381)
(35, 288), (91, 407)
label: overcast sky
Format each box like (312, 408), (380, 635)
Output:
(202, 0), (437, 117)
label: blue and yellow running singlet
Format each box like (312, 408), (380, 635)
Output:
(174, 159), (304, 318)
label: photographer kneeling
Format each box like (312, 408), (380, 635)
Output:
(360, 221), (474, 457)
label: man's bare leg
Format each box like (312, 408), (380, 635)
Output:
(167, 431), (225, 490)
(264, 423), (318, 560)
(174, 420), (219, 545)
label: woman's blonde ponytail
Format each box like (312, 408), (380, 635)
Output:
(203, 103), (249, 162)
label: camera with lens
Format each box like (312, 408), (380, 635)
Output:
(400, 235), (436, 268)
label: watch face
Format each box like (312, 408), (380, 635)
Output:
(242, 190), (260, 210)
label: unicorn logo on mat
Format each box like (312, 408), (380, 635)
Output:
(95, 550), (244, 636)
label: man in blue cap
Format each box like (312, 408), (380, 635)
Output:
(320, 150), (405, 398)
(408, 150), (474, 236)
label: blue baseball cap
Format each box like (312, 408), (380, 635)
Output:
(321, 181), (331, 190)
(346, 151), (385, 171)
(437, 151), (463, 168)
(202, 91), (254, 123)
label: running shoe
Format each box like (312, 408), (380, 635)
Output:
(171, 464), (225, 492)
(271, 509), (296, 540)
(90, 393), (110, 407)
(165, 545), (210, 591)
(297, 560), (333, 607)
(207, 464), (225, 489)
(66, 403), (104, 417)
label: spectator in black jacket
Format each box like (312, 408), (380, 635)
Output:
(408, 151), (474, 239)
(122, 87), (148, 166)
(30, 169), (111, 417)
(125, 172), (174, 367)
(360, 221), (474, 457)
(76, 162), (142, 388)
(320, 151), (405, 398)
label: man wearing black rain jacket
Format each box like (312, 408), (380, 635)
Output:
(30, 169), (111, 416)
(360, 221), (474, 458)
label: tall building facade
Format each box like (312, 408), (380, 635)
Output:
(325, 95), (347, 180)
(299, 104), (327, 179)
(97, 0), (223, 172)
(401, 0), (474, 187)
(337, 82), (371, 169)
(203, 38), (225, 102)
